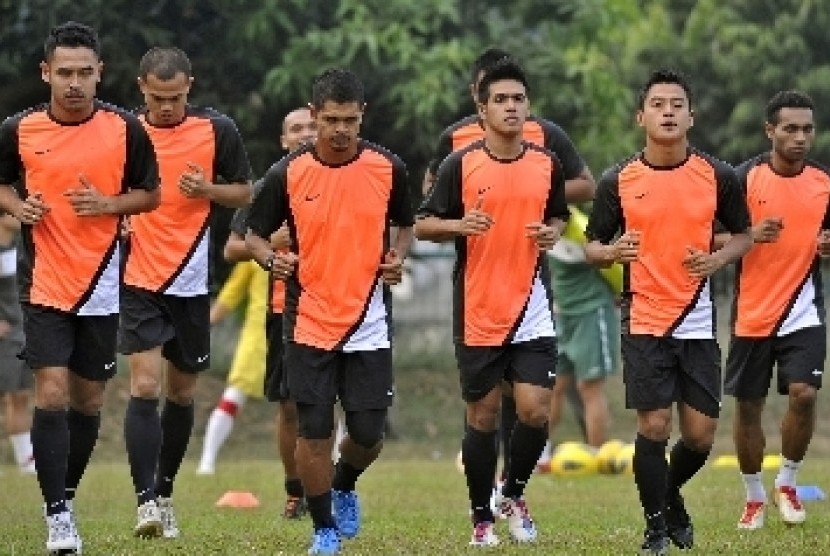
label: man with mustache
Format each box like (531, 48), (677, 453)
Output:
(0, 21), (160, 554)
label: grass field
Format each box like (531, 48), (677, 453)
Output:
(2, 458), (830, 555)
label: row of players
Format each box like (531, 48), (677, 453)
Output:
(1, 20), (827, 556)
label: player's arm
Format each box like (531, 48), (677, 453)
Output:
(245, 162), (295, 278)
(379, 156), (415, 284)
(542, 119), (596, 203)
(528, 155), (569, 250)
(179, 170), (251, 208)
(584, 166), (640, 266)
(564, 167), (596, 203)
(0, 116), (51, 224)
(414, 154), (486, 242)
(224, 230), (251, 262)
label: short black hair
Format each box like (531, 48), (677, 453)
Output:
(470, 47), (512, 86)
(311, 69), (364, 108)
(766, 90), (814, 125)
(44, 21), (100, 61)
(138, 47), (192, 80)
(476, 58), (529, 104)
(637, 68), (693, 110)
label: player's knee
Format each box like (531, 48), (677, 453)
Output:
(789, 383), (817, 413)
(297, 403), (335, 440)
(345, 409), (386, 448)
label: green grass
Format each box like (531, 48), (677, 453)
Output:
(2, 459), (830, 555)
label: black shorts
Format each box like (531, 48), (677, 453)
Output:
(724, 326), (825, 398)
(283, 341), (394, 411)
(264, 312), (287, 402)
(118, 286), (210, 373)
(21, 303), (118, 381)
(456, 337), (557, 403)
(621, 334), (721, 418)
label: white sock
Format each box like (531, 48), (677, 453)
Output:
(537, 440), (552, 464)
(774, 457), (802, 489)
(198, 387), (246, 471)
(9, 432), (33, 466)
(741, 472), (766, 503)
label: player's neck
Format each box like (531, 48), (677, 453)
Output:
(642, 139), (688, 167)
(485, 132), (523, 160)
(315, 143), (359, 166)
(49, 100), (95, 124)
(769, 151), (805, 177)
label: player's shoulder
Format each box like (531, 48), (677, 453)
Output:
(804, 158), (830, 179)
(1, 104), (48, 131)
(601, 152), (641, 181)
(527, 114), (567, 135)
(94, 100), (143, 125)
(734, 152), (768, 176)
(359, 139), (407, 169)
(439, 114), (481, 138)
(264, 144), (313, 179)
(688, 147), (735, 175)
(186, 105), (240, 130)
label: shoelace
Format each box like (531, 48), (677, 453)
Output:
(473, 522), (492, 540)
(50, 516), (73, 540)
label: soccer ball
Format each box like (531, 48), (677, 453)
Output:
(549, 442), (599, 477)
(611, 443), (636, 475)
(595, 439), (627, 474)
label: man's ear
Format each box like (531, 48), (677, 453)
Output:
(40, 61), (50, 84)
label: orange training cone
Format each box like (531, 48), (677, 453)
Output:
(215, 491), (260, 508)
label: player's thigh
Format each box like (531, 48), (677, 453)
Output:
(456, 344), (510, 403)
(161, 294), (211, 373)
(118, 286), (173, 355)
(284, 341), (338, 406)
(676, 338), (722, 419)
(724, 335), (774, 399)
(621, 334), (677, 412)
(775, 325), (825, 394)
(340, 348), (394, 411)
(69, 314), (119, 381)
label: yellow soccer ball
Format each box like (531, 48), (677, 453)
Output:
(550, 442), (599, 477)
(611, 443), (636, 475)
(596, 439), (627, 474)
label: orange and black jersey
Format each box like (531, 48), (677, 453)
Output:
(229, 179), (285, 314)
(0, 100), (158, 314)
(428, 114), (585, 180)
(419, 139), (568, 346)
(586, 148), (750, 338)
(247, 140), (414, 350)
(732, 154), (830, 337)
(124, 105), (251, 296)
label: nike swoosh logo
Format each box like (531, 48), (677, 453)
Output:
(104, 361), (116, 370)
(305, 193), (321, 201)
(197, 354), (209, 363)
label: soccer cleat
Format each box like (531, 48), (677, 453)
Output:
(640, 527), (670, 555)
(308, 527), (340, 554)
(664, 492), (694, 548)
(134, 500), (163, 538)
(773, 486), (806, 524)
(283, 495), (308, 519)
(737, 501), (766, 530)
(46, 510), (82, 553)
(498, 496), (537, 543)
(157, 497), (180, 538)
(332, 489), (361, 539)
(469, 521), (499, 547)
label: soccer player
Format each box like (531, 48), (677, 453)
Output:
(427, 46), (595, 486)
(246, 69), (413, 555)
(198, 107), (317, 520)
(0, 21), (160, 554)
(584, 68), (752, 554)
(416, 58), (569, 547)
(121, 46), (252, 539)
(722, 90), (830, 530)
(0, 213), (36, 474)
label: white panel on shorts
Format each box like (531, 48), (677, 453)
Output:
(0, 248), (16, 277)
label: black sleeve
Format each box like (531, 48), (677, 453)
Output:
(247, 162), (287, 238)
(427, 127), (454, 176)
(212, 114), (253, 183)
(713, 161), (750, 234)
(544, 152), (569, 221)
(230, 178), (265, 235)
(123, 113), (159, 192)
(0, 116), (23, 186)
(809, 162), (830, 230)
(418, 152), (463, 219)
(539, 119), (586, 180)
(585, 166), (623, 243)
(388, 156), (414, 226)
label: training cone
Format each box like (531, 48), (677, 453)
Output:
(215, 491), (260, 508)
(712, 455), (739, 469)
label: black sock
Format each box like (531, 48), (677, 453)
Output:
(32, 408), (69, 516)
(125, 397), (161, 504)
(285, 478), (304, 498)
(332, 460), (363, 492)
(502, 421), (547, 499)
(154, 399), (194, 498)
(307, 492), (336, 530)
(667, 440), (710, 497)
(462, 427), (498, 523)
(633, 434), (668, 531)
(500, 394), (517, 479)
(65, 408), (101, 499)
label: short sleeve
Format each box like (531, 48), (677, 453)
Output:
(0, 116), (22, 185)
(123, 113), (159, 191)
(585, 166), (623, 243)
(418, 151), (463, 219)
(247, 161), (287, 238)
(539, 118), (586, 180)
(713, 161), (750, 235)
(388, 157), (414, 226)
(212, 113), (253, 183)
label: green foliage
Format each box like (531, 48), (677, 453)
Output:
(2, 0), (830, 180)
